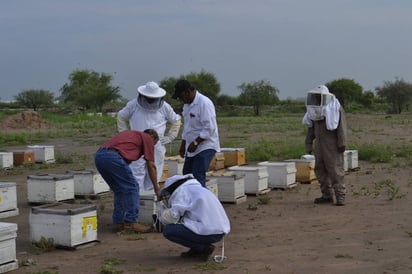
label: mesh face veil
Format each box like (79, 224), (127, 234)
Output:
(305, 85), (334, 121)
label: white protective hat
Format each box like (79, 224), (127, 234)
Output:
(137, 81), (166, 98)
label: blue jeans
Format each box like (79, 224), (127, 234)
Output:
(183, 149), (216, 187)
(94, 147), (140, 224)
(163, 224), (224, 252)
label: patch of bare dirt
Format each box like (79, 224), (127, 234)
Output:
(1, 113), (412, 274)
(0, 110), (51, 131)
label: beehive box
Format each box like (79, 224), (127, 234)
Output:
(207, 172), (246, 203)
(0, 222), (18, 273)
(285, 159), (316, 183)
(228, 166), (269, 195)
(27, 174), (75, 203)
(27, 145), (55, 163)
(0, 152), (13, 169)
(221, 148), (246, 167)
(0, 182), (19, 218)
(139, 193), (157, 225)
(209, 152), (225, 171)
(164, 156), (184, 176)
(345, 150), (359, 170)
(159, 164), (169, 183)
(258, 161), (297, 189)
(12, 150), (35, 166)
(206, 178), (218, 198)
(66, 170), (110, 196)
(29, 203), (97, 248)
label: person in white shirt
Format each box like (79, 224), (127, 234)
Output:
(171, 79), (220, 187)
(117, 81), (181, 192)
(158, 174), (230, 261)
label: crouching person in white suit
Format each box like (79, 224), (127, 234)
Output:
(158, 174), (230, 261)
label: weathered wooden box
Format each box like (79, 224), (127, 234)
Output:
(12, 150), (35, 166)
(159, 164), (169, 183)
(0, 153), (13, 169)
(66, 170), (110, 196)
(207, 173), (246, 203)
(29, 203), (97, 248)
(164, 156), (184, 176)
(27, 145), (55, 163)
(285, 159), (316, 183)
(228, 166), (269, 195)
(0, 222), (18, 273)
(27, 174), (75, 203)
(0, 182), (19, 218)
(209, 152), (225, 171)
(221, 148), (246, 167)
(258, 161), (297, 189)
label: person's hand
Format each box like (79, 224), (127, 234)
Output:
(305, 144), (313, 154)
(159, 135), (174, 145)
(187, 142), (197, 153)
(338, 146), (346, 153)
(179, 147), (185, 158)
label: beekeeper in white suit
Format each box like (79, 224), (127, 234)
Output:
(302, 85), (347, 206)
(157, 174), (230, 261)
(117, 81), (181, 192)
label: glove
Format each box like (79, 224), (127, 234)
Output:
(117, 115), (129, 132)
(159, 208), (179, 225)
(159, 135), (173, 145)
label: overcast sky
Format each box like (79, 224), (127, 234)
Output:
(1, 0), (412, 102)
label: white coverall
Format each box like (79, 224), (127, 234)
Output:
(117, 98), (181, 192)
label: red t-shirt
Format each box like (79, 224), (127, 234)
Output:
(102, 130), (155, 163)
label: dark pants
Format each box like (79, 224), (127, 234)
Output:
(183, 149), (216, 187)
(94, 147), (140, 224)
(163, 224), (224, 252)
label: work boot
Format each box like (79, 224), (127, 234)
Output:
(314, 196), (333, 204)
(198, 245), (216, 261)
(123, 222), (153, 233)
(335, 197), (345, 206)
(112, 223), (124, 233)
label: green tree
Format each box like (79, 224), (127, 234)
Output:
(376, 78), (412, 114)
(359, 90), (376, 108)
(326, 78), (363, 107)
(59, 69), (121, 112)
(216, 94), (238, 106)
(237, 80), (279, 116)
(160, 69), (221, 103)
(14, 89), (54, 111)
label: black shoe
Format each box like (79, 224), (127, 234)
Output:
(198, 245), (215, 261)
(181, 248), (200, 258)
(314, 197), (333, 204)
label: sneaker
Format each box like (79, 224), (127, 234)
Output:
(314, 197), (333, 204)
(123, 222), (153, 233)
(180, 248), (200, 258)
(198, 245), (215, 261)
(112, 223), (124, 233)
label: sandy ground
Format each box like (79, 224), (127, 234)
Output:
(1, 113), (412, 274)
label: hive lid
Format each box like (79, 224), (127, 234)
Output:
(31, 202), (96, 215)
(27, 174), (74, 181)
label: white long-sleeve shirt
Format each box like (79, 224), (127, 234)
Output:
(168, 178), (230, 235)
(182, 91), (220, 156)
